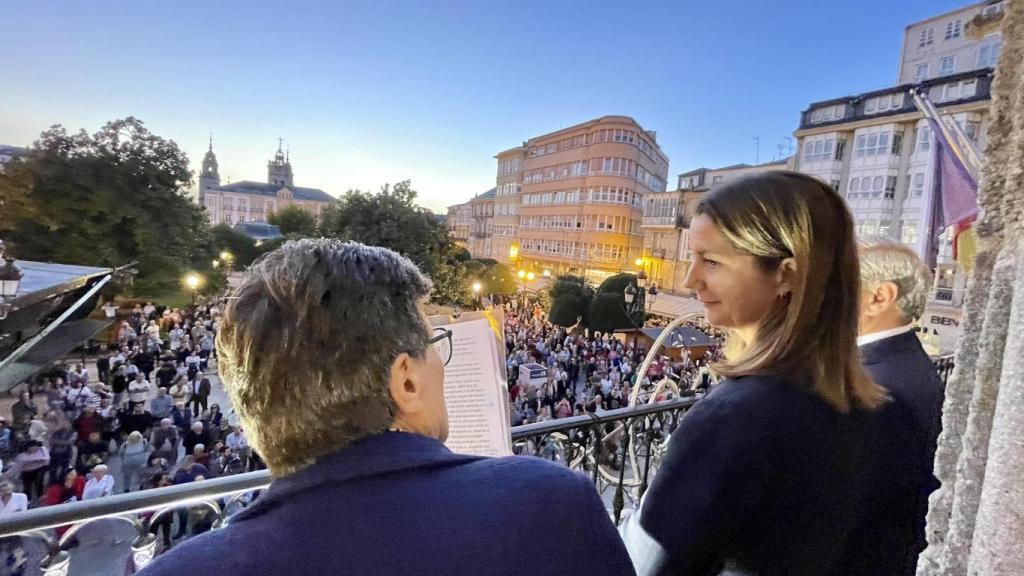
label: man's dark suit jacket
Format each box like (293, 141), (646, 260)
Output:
(845, 329), (945, 576)
(139, 431), (635, 576)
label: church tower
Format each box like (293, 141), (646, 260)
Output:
(267, 139), (294, 187)
(199, 134), (220, 203)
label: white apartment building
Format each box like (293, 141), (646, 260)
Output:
(898, 0), (1005, 84)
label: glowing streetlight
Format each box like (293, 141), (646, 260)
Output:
(526, 272), (535, 281)
(212, 259), (220, 269)
(635, 257), (644, 267)
(509, 244), (519, 260)
(219, 250), (235, 271)
(184, 273), (203, 305)
(472, 281), (482, 294)
(517, 269), (526, 279)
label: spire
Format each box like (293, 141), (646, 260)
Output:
(286, 146), (290, 163)
(208, 132), (213, 152)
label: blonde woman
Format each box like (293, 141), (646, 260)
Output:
(119, 431), (149, 492)
(622, 171), (886, 576)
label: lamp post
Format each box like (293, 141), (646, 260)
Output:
(184, 273), (202, 305)
(219, 250), (235, 271)
(0, 255), (23, 322)
(623, 270), (650, 356)
(472, 281), (482, 310)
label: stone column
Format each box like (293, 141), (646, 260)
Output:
(917, 2), (1024, 575)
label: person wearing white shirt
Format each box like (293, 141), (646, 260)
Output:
(82, 464), (115, 499)
(0, 483), (28, 518)
(128, 373), (151, 408)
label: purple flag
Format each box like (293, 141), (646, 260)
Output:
(923, 118), (979, 265)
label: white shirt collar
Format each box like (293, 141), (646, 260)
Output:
(857, 323), (916, 347)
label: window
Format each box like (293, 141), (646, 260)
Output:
(944, 20), (961, 40)
(885, 176), (898, 198)
(919, 27), (934, 47)
(911, 173), (926, 197)
(830, 179), (841, 192)
(864, 93), (905, 115)
(854, 131), (892, 157)
(939, 56), (956, 76)
(915, 64), (930, 82)
(901, 221), (918, 245)
(982, 2), (1003, 16)
(712, 176), (723, 185)
(978, 38), (1002, 68)
(891, 133), (903, 155)
(850, 177), (860, 193)
(916, 126), (932, 152)
(803, 138), (835, 162)
(835, 139), (846, 160)
(809, 104), (844, 123)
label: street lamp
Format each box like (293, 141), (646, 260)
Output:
(184, 273), (203, 305)
(212, 259), (220, 269)
(0, 256), (23, 321)
(623, 270), (650, 356)
(472, 281), (482, 310)
(219, 250), (235, 271)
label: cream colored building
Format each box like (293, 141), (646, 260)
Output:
(198, 140), (334, 225)
(446, 201), (472, 249)
(494, 115), (670, 284)
(898, 0), (1004, 84)
(641, 160), (790, 293)
(467, 188), (495, 258)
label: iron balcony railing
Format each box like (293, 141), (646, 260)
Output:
(0, 357), (957, 574)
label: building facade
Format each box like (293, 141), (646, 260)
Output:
(468, 188), (495, 258)
(479, 116), (671, 283)
(898, 0), (1004, 84)
(198, 140), (334, 225)
(446, 201), (472, 249)
(642, 160), (790, 293)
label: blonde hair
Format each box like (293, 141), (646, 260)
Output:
(697, 171), (886, 412)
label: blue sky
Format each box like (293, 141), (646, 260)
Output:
(1, 0), (968, 212)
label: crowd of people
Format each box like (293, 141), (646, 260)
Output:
(0, 298), (259, 552)
(500, 298), (722, 427)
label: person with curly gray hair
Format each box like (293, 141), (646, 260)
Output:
(139, 239), (633, 576)
(843, 237), (946, 576)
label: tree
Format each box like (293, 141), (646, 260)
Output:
(209, 224), (259, 267)
(267, 205), (317, 237)
(0, 117), (216, 294)
(548, 275), (594, 328)
(586, 273), (644, 334)
(463, 258), (517, 295)
(320, 180), (463, 302)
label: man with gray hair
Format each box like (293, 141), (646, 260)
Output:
(844, 237), (946, 576)
(139, 239), (632, 576)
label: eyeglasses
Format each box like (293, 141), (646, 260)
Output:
(428, 327), (454, 366)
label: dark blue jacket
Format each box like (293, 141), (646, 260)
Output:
(623, 375), (874, 576)
(842, 330), (945, 576)
(139, 431), (635, 576)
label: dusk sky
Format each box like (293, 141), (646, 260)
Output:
(2, 0), (967, 213)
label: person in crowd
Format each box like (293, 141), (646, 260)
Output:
(188, 372), (211, 417)
(138, 239), (634, 576)
(149, 419), (179, 465)
(146, 473), (175, 550)
(182, 422), (210, 456)
(14, 440), (50, 501)
(840, 238), (947, 576)
(75, 431), (109, 474)
(0, 482), (28, 518)
(47, 419), (76, 484)
(150, 387), (174, 419)
(82, 464), (115, 499)
(171, 402), (192, 433)
(73, 404), (104, 443)
(620, 171), (886, 576)
(128, 372), (152, 410)
(155, 361), (178, 391)
(119, 431), (150, 492)
(0, 419), (10, 460)
(121, 402), (155, 437)
(171, 456), (209, 540)
(192, 444), (210, 468)
(11, 392), (37, 428)
(168, 376), (190, 406)
(202, 404), (225, 442)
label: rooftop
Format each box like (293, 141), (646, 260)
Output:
(215, 181), (334, 203)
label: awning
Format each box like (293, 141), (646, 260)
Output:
(647, 291), (706, 319)
(0, 318), (113, 393)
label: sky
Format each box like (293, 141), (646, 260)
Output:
(1, 0), (970, 213)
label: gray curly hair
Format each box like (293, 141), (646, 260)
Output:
(217, 239), (433, 476)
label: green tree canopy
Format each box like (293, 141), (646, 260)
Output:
(267, 204), (318, 237)
(463, 258), (518, 295)
(209, 223), (260, 268)
(319, 180), (463, 302)
(587, 273), (644, 334)
(548, 275), (594, 328)
(0, 117), (216, 294)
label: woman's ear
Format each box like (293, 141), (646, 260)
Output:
(776, 257), (798, 297)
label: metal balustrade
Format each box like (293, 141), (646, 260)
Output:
(0, 357), (956, 574)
